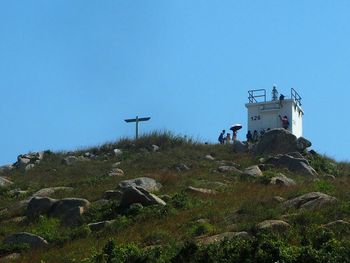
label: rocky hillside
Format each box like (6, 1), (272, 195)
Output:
(1, 130), (350, 262)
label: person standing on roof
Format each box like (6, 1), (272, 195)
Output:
(279, 94), (285, 107)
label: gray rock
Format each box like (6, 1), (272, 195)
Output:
(108, 168), (124, 177)
(197, 232), (250, 245)
(257, 220), (291, 233)
(270, 174), (296, 187)
(119, 177), (162, 192)
(26, 197), (57, 220)
(3, 232), (48, 249)
(232, 140), (248, 153)
(17, 157), (31, 168)
(186, 186), (217, 195)
(218, 166), (242, 174)
(88, 220), (115, 232)
(113, 148), (123, 157)
(205, 155), (215, 161)
(104, 190), (123, 200)
(152, 145), (160, 152)
(175, 163), (190, 172)
(266, 154), (318, 176)
(50, 198), (90, 218)
(283, 192), (337, 210)
(296, 137), (312, 151)
(25, 164), (35, 171)
(33, 187), (73, 197)
(8, 189), (28, 197)
(254, 129), (311, 155)
(119, 186), (166, 208)
(61, 206), (86, 226)
(0, 177), (13, 188)
(242, 165), (263, 178)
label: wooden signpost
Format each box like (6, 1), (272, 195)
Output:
(124, 116), (151, 140)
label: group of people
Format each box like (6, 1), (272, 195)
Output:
(218, 129), (238, 144)
(246, 129), (270, 142)
(218, 114), (290, 144)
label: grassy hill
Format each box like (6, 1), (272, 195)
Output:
(1, 131), (350, 262)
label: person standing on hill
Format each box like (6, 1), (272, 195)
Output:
(226, 133), (231, 144)
(218, 130), (225, 144)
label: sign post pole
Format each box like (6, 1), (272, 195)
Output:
(124, 116), (151, 140)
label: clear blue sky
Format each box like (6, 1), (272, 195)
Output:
(1, 1), (349, 165)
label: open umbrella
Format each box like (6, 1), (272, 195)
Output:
(230, 124), (242, 132)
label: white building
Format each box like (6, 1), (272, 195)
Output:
(245, 87), (304, 138)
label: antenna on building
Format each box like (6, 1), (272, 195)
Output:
(272, 86), (279, 101)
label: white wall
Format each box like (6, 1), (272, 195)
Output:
(246, 99), (303, 137)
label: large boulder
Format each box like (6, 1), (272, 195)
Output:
(283, 192), (337, 210)
(119, 186), (166, 208)
(61, 206), (86, 226)
(0, 177), (13, 188)
(26, 197), (57, 220)
(3, 232), (48, 249)
(33, 187), (73, 197)
(270, 174), (297, 187)
(232, 141), (248, 153)
(254, 129), (311, 155)
(242, 165), (263, 178)
(265, 154), (318, 176)
(118, 177), (162, 192)
(49, 198), (90, 218)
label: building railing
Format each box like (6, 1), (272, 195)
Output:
(291, 88), (302, 106)
(248, 89), (266, 103)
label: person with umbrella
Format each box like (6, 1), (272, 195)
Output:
(230, 124), (242, 141)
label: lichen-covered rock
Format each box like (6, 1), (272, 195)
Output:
(119, 186), (166, 208)
(270, 174), (296, 187)
(119, 177), (162, 192)
(266, 154), (318, 176)
(254, 129), (312, 155)
(242, 165), (263, 178)
(283, 192), (337, 210)
(26, 197), (57, 220)
(50, 198), (90, 218)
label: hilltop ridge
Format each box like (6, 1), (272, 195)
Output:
(1, 130), (350, 262)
